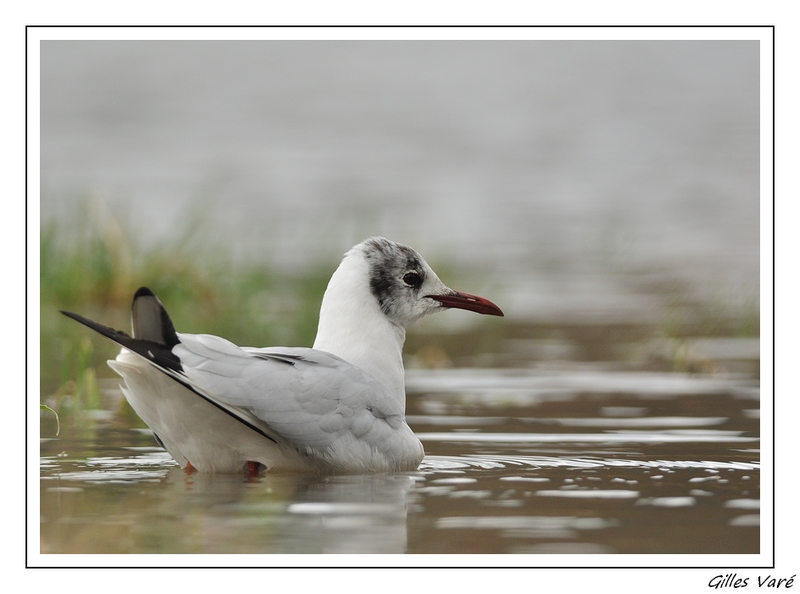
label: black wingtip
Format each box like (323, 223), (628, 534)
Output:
(61, 307), (183, 373)
(60, 309), (133, 342)
(60, 309), (84, 325)
(133, 286), (155, 300)
(131, 287), (180, 348)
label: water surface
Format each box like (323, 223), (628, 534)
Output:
(40, 360), (759, 558)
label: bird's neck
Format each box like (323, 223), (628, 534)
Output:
(312, 256), (408, 413)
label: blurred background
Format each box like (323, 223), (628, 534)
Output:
(39, 40), (760, 407)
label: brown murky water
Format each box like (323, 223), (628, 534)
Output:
(39, 345), (759, 557)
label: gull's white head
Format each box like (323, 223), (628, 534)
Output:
(353, 236), (503, 328)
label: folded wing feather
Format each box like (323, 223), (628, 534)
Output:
(173, 334), (407, 457)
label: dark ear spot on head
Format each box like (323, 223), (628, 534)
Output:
(370, 267), (394, 311)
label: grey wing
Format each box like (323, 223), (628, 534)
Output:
(173, 333), (410, 458)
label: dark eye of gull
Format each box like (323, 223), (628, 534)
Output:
(402, 272), (423, 288)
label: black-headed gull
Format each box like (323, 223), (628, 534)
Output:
(62, 237), (503, 474)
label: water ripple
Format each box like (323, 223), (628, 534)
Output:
(40, 452), (176, 483)
(417, 431), (758, 444)
(420, 454), (759, 472)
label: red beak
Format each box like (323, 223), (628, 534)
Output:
(427, 291), (504, 317)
